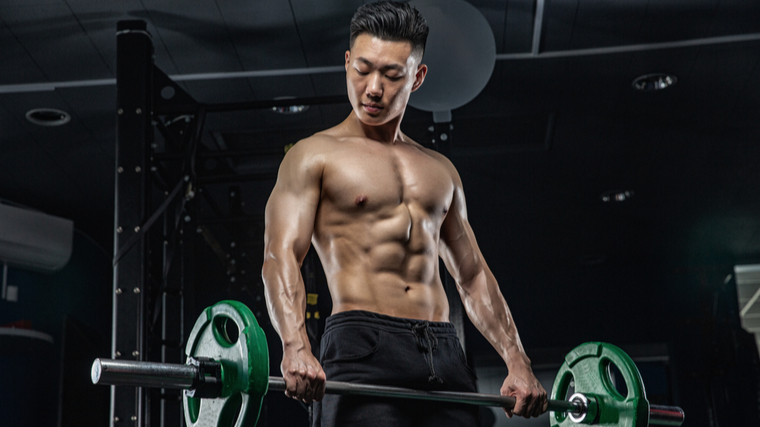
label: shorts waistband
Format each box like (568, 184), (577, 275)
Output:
(325, 310), (458, 336)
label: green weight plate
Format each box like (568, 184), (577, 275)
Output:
(550, 342), (649, 427)
(183, 300), (269, 427)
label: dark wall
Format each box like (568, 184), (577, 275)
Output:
(0, 231), (112, 427)
(461, 260), (760, 427)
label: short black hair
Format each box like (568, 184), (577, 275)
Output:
(350, 1), (429, 59)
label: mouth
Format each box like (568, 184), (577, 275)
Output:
(362, 103), (383, 114)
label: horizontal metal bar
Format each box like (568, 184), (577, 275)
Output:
(171, 66), (345, 82)
(196, 215), (264, 226)
(155, 95), (347, 115)
(93, 358), (576, 411)
(153, 148), (285, 161)
(92, 358), (684, 425)
(497, 32), (760, 60)
(4, 33), (760, 95)
(268, 377), (578, 413)
(196, 172), (277, 185)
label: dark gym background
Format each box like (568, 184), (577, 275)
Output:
(1, 1), (759, 426)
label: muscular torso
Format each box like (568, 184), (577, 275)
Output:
(309, 130), (454, 321)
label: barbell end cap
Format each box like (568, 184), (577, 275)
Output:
(91, 359), (103, 385)
(568, 393), (598, 424)
(649, 404), (685, 426)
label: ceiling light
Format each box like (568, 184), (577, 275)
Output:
(632, 73), (677, 91)
(600, 190), (633, 203)
(271, 96), (309, 115)
(25, 108), (71, 126)
(272, 105), (309, 114)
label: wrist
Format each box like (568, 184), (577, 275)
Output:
(282, 336), (311, 354)
(504, 349), (532, 371)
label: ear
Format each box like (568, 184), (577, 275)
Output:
(411, 63), (428, 92)
(345, 50), (351, 71)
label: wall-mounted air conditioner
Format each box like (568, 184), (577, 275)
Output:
(0, 203), (73, 272)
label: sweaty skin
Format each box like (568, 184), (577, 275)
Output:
(262, 34), (547, 418)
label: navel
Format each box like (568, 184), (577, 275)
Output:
(355, 194), (368, 206)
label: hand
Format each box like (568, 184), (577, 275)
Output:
(500, 364), (547, 419)
(281, 348), (326, 403)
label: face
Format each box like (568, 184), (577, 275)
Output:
(345, 33), (427, 126)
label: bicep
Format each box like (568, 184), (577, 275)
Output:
(264, 143), (322, 263)
(439, 184), (485, 286)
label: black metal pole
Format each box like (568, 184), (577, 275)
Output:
(114, 19), (154, 427)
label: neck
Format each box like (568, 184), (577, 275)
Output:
(347, 110), (405, 144)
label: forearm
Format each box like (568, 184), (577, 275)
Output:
(262, 255), (311, 355)
(458, 269), (531, 370)
(262, 251), (326, 402)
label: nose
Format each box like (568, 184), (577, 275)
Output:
(366, 73), (382, 98)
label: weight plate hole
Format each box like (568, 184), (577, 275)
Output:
(565, 377), (576, 399)
(213, 316), (240, 346)
(604, 360), (629, 400)
(553, 372), (575, 423)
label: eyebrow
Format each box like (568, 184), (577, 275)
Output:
(356, 57), (405, 72)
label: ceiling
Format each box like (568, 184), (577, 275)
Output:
(1, 0), (760, 273)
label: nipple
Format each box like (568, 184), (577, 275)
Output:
(355, 195), (368, 206)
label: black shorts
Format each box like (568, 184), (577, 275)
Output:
(311, 310), (479, 427)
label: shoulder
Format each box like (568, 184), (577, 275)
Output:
(411, 140), (463, 186)
(275, 133), (340, 189)
(286, 132), (333, 157)
(280, 131), (341, 170)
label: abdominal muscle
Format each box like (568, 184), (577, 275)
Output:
(312, 204), (451, 322)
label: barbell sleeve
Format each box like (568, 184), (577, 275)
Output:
(648, 405), (686, 426)
(92, 358), (197, 389)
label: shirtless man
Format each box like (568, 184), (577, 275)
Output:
(263, 2), (547, 425)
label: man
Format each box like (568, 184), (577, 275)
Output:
(262, 2), (547, 425)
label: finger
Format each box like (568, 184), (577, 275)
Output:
(314, 371), (327, 401)
(536, 391), (548, 417)
(522, 399), (535, 419)
(301, 385), (314, 403)
(286, 367), (304, 400)
(296, 375), (308, 401)
(531, 398), (543, 418)
(524, 392), (539, 418)
(522, 393), (538, 419)
(300, 366), (320, 403)
(512, 399), (526, 418)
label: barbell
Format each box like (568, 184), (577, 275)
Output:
(91, 300), (685, 427)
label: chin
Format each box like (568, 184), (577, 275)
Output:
(355, 108), (389, 125)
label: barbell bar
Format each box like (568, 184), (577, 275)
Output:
(93, 301), (686, 427)
(92, 357), (683, 426)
